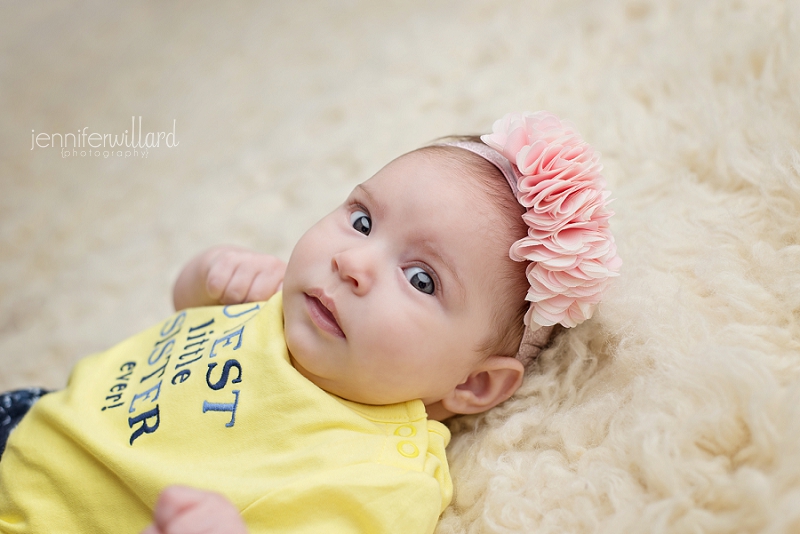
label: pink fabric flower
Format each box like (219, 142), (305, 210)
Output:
(481, 111), (621, 328)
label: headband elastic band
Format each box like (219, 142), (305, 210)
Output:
(441, 140), (521, 196)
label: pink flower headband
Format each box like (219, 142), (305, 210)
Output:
(444, 111), (621, 330)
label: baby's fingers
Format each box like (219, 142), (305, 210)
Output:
(219, 263), (260, 304)
(148, 485), (247, 534)
(204, 250), (285, 305)
(245, 269), (283, 302)
(204, 252), (240, 302)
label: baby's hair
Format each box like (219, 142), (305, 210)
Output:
(414, 137), (531, 361)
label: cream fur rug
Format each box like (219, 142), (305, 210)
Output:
(2, 1), (799, 532)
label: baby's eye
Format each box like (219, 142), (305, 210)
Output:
(350, 210), (371, 235)
(404, 267), (435, 295)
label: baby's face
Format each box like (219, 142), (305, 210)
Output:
(282, 150), (515, 407)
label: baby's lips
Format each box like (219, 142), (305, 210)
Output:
(305, 289), (346, 338)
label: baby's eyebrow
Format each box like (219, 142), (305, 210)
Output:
(418, 239), (465, 303)
(354, 184), (385, 217)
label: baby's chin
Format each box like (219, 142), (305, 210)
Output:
(287, 354), (412, 406)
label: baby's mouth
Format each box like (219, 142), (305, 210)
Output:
(304, 294), (345, 339)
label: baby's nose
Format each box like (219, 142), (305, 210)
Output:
(332, 247), (376, 295)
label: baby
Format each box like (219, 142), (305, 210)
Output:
(0, 111), (620, 534)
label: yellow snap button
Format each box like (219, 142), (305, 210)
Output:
(394, 425), (416, 438)
(397, 441), (419, 458)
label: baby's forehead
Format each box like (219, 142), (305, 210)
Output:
(363, 150), (512, 229)
(363, 148), (497, 198)
(390, 146), (479, 171)
(359, 169), (486, 222)
(359, 149), (515, 258)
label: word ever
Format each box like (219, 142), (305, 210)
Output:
(100, 361), (137, 411)
(31, 117), (179, 150)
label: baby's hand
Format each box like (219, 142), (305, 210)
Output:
(140, 485), (248, 534)
(173, 245), (287, 310)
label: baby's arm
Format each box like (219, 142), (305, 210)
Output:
(173, 245), (286, 310)
(140, 485), (248, 534)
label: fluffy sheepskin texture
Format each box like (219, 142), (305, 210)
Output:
(2, 1), (799, 532)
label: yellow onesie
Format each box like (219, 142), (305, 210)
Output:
(0, 294), (452, 534)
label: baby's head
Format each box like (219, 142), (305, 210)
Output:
(282, 112), (620, 420)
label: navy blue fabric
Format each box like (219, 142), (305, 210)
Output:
(0, 388), (49, 459)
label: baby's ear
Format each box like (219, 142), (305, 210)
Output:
(440, 355), (525, 416)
